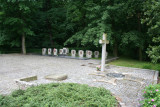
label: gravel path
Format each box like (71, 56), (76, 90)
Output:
(0, 54), (157, 107)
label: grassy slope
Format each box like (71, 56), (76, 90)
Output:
(109, 57), (160, 71)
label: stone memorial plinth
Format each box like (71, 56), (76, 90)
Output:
(48, 48), (52, 55)
(59, 49), (63, 55)
(53, 48), (58, 56)
(87, 51), (92, 58)
(86, 50), (89, 58)
(45, 74), (68, 81)
(63, 48), (67, 55)
(79, 50), (84, 58)
(94, 51), (99, 58)
(15, 76), (38, 90)
(71, 50), (76, 57)
(66, 48), (69, 54)
(42, 48), (47, 55)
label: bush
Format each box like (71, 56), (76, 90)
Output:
(142, 65), (152, 69)
(141, 84), (160, 107)
(0, 83), (117, 107)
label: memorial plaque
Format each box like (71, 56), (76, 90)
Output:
(94, 51), (99, 58)
(59, 49), (63, 55)
(79, 50), (84, 58)
(53, 48), (58, 56)
(48, 48), (52, 55)
(86, 50), (89, 58)
(71, 50), (76, 57)
(87, 51), (92, 58)
(63, 48), (67, 55)
(42, 48), (47, 55)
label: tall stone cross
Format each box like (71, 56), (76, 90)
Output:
(99, 33), (109, 72)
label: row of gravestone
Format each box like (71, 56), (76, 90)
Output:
(42, 48), (100, 58)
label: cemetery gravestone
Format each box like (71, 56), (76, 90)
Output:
(59, 49), (63, 55)
(79, 50), (84, 58)
(63, 48), (67, 55)
(86, 50), (89, 58)
(87, 51), (92, 58)
(48, 48), (52, 55)
(71, 50), (76, 57)
(42, 48), (47, 55)
(94, 51), (99, 58)
(66, 48), (69, 54)
(53, 48), (58, 56)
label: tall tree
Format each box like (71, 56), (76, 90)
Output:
(65, 0), (111, 48)
(0, 0), (39, 54)
(142, 0), (160, 63)
(34, 0), (66, 48)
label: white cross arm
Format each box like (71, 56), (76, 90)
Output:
(99, 40), (109, 44)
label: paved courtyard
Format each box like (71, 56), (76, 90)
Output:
(0, 54), (158, 107)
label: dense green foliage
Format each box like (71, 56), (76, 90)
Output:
(141, 84), (160, 106)
(142, 0), (160, 63)
(0, 0), (159, 63)
(0, 0), (40, 54)
(0, 83), (117, 107)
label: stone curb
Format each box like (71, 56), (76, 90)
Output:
(106, 57), (119, 63)
(107, 64), (159, 85)
(114, 95), (126, 107)
(153, 71), (159, 84)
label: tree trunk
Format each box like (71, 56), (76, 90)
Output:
(113, 42), (118, 57)
(22, 34), (26, 54)
(49, 34), (54, 47)
(137, 12), (142, 61)
(138, 47), (142, 61)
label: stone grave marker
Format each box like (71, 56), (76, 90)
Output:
(71, 50), (76, 57)
(48, 48), (52, 55)
(53, 48), (58, 56)
(79, 50), (84, 58)
(42, 48), (47, 55)
(63, 48), (67, 55)
(94, 51), (99, 58)
(86, 50), (89, 58)
(87, 51), (92, 58)
(59, 49), (63, 55)
(45, 74), (68, 81)
(66, 48), (69, 54)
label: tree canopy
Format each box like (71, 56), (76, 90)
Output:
(0, 0), (159, 63)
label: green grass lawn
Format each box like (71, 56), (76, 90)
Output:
(109, 57), (160, 71)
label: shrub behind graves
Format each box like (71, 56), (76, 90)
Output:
(0, 83), (117, 107)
